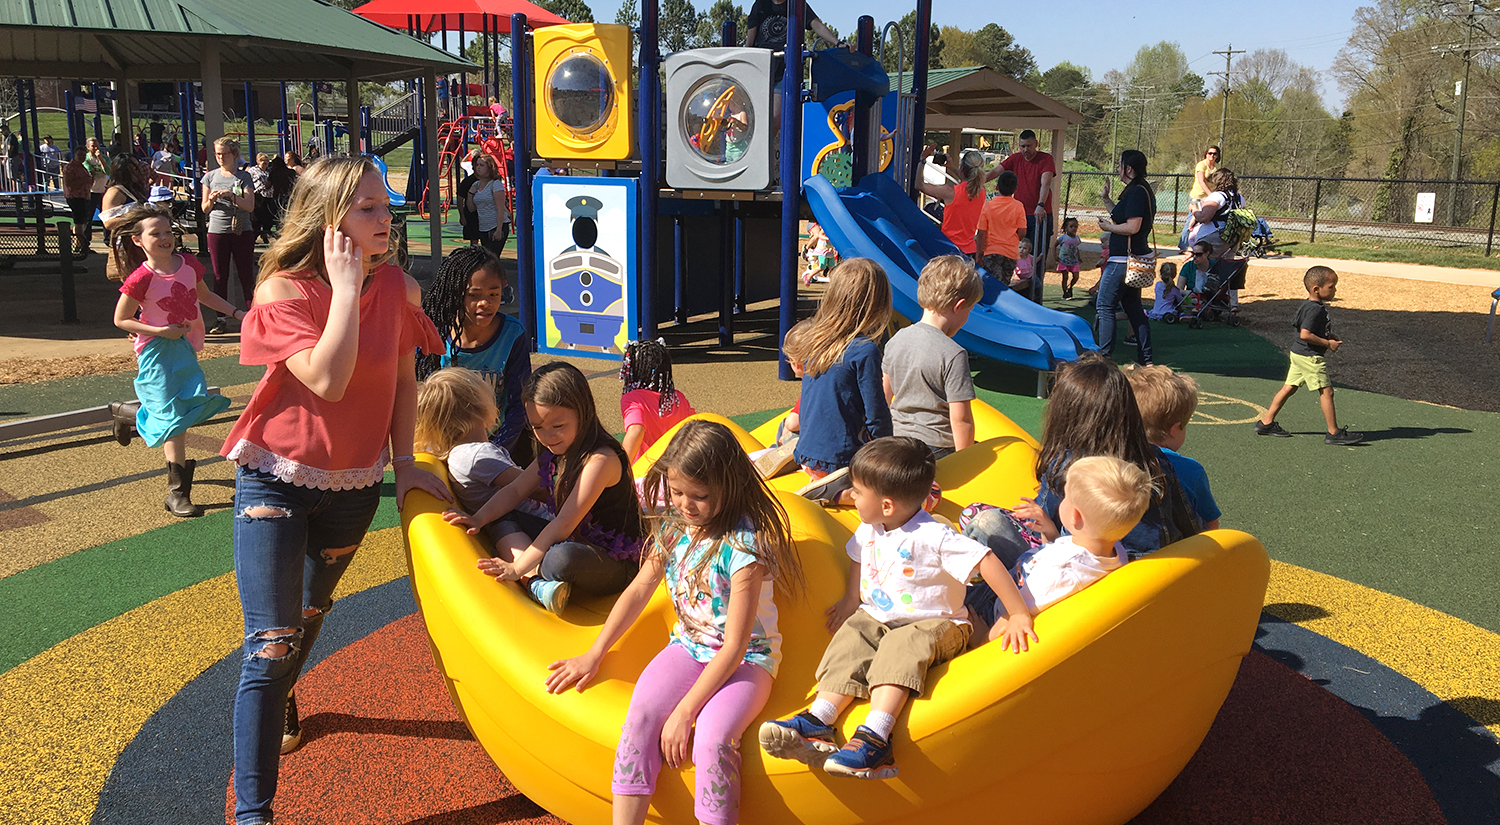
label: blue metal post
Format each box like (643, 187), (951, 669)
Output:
(15, 79), (33, 189)
(279, 82), (289, 155)
(777, 0), (805, 380)
(511, 13), (537, 346)
(245, 82), (256, 158)
(63, 90), (78, 153)
(907, 0), (932, 197)
(673, 217), (687, 324)
(734, 205), (745, 312)
(853, 16), (875, 184)
(639, 0), (662, 340)
(360, 106), (372, 155)
(91, 82), (104, 143)
(27, 81), (42, 184)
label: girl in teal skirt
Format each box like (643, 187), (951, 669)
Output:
(111, 203), (245, 516)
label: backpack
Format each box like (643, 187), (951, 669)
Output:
(1210, 190), (1257, 254)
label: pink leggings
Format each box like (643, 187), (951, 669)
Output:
(612, 644), (773, 825)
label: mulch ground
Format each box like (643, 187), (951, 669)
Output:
(223, 614), (1442, 825)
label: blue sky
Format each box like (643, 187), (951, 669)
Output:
(686, 0), (1362, 109)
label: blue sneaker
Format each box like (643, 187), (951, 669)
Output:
(758, 711), (839, 765)
(527, 578), (571, 614)
(823, 725), (899, 779)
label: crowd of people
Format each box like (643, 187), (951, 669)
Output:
(86, 121), (1371, 823)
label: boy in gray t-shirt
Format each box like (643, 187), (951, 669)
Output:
(883, 256), (985, 457)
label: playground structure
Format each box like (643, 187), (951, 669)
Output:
(476, 1), (1090, 384)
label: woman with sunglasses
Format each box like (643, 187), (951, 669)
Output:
(1181, 145), (1220, 251)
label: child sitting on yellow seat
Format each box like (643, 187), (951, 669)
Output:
(759, 437), (1035, 779)
(962, 456), (1153, 646)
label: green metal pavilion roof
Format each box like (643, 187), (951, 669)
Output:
(0, 0), (476, 82)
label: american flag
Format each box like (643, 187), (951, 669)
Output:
(74, 97), (97, 114)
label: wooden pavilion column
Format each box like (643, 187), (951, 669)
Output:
(201, 42), (224, 147)
(346, 72), (361, 154)
(1049, 126), (1064, 219)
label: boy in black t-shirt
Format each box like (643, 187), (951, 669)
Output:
(1254, 266), (1364, 445)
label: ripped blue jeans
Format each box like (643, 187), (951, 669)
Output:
(231, 465), (381, 824)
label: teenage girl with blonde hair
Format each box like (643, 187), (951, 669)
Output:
(221, 155), (450, 825)
(547, 419), (804, 825)
(784, 257), (894, 505)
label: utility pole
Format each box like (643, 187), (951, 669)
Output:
(1208, 45), (1244, 151)
(1436, 1), (1489, 224)
(1104, 84), (1126, 161)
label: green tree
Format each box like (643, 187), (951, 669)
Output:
(695, 0), (747, 47)
(660, 0), (700, 53)
(537, 0), (595, 23)
(972, 23), (1034, 79)
(614, 0), (639, 29)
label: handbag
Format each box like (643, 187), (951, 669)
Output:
(1124, 252), (1157, 289)
(1123, 185), (1158, 289)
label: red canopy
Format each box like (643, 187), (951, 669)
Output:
(352, 0), (570, 34)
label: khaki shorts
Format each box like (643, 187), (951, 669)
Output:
(815, 609), (970, 698)
(1285, 351), (1330, 391)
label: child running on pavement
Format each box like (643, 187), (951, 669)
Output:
(759, 437), (1035, 779)
(1254, 266), (1364, 446)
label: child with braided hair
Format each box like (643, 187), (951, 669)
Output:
(418, 246), (533, 460)
(619, 339), (696, 462)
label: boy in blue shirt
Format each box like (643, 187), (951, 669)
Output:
(1126, 365), (1221, 529)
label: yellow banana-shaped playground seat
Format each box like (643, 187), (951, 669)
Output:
(403, 403), (1269, 825)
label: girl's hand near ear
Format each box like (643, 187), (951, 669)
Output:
(323, 225), (364, 293)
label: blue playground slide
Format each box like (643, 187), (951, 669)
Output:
(369, 155), (407, 208)
(805, 173), (1098, 371)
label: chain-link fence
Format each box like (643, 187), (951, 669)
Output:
(1058, 170), (1500, 256)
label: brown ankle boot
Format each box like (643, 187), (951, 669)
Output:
(108, 400), (140, 446)
(164, 460), (203, 518)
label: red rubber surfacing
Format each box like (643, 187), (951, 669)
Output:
(227, 615), (1445, 824)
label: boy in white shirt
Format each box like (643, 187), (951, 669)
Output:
(966, 456), (1153, 644)
(759, 437), (1036, 779)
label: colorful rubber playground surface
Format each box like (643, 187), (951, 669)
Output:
(2, 288), (1499, 824)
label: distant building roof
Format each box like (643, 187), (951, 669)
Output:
(898, 66), (1082, 131)
(0, 0), (476, 82)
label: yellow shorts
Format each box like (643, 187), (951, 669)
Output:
(1285, 351), (1330, 390)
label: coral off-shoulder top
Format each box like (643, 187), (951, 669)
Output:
(222, 263), (443, 490)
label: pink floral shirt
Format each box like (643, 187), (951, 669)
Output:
(119, 253), (207, 355)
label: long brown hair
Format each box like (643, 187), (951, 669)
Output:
(642, 420), (804, 599)
(109, 203), (173, 282)
(1037, 352), (1163, 496)
(958, 149), (985, 199)
(257, 156), (393, 284)
(524, 361), (637, 512)
(793, 257), (892, 376)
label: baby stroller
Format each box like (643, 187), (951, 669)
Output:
(1246, 218), (1277, 258)
(1182, 259), (1245, 328)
